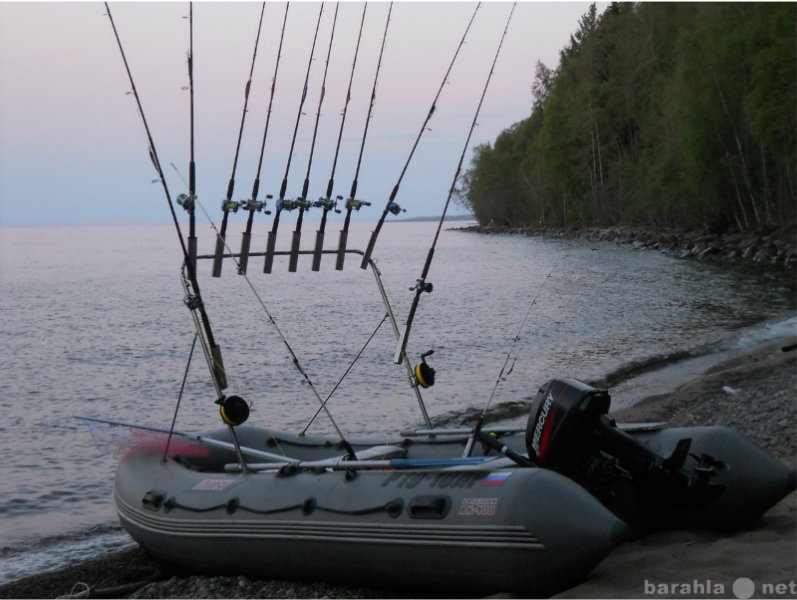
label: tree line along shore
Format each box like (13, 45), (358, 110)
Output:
(459, 3), (796, 244)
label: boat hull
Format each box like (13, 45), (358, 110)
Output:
(619, 425), (796, 532)
(526, 377), (797, 536)
(115, 437), (626, 596)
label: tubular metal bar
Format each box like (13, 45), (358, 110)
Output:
(201, 247), (365, 261)
(368, 261), (432, 428)
(194, 248), (432, 429)
(180, 269), (225, 399)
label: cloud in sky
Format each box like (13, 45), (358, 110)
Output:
(0, 1), (598, 226)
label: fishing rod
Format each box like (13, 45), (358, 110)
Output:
(359, 3), (481, 270)
(212, 2), (266, 278)
(186, 3), (198, 275)
(394, 3), (516, 366)
(238, 3), (290, 276)
(311, 2), (367, 272)
(301, 312), (388, 435)
(104, 2), (227, 393)
(288, 2), (339, 273)
(335, 2), (392, 270)
(75, 415), (292, 463)
(264, 3), (325, 274)
(462, 254), (564, 458)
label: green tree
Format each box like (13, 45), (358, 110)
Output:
(461, 2), (796, 237)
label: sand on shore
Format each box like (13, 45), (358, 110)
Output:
(1, 338), (794, 599)
(556, 337), (796, 600)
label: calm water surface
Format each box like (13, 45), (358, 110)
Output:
(1, 221), (794, 583)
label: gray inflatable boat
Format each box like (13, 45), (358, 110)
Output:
(114, 426), (627, 596)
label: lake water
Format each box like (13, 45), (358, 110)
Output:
(1, 220), (795, 584)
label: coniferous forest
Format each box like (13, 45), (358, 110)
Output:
(460, 3), (796, 238)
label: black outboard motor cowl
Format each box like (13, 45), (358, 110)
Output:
(526, 377), (610, 468)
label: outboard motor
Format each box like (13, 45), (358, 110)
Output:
(525, 377), (796, 535)
(526, 378), (611, 469)
(526, 378), (725, 534)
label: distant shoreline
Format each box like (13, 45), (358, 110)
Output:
(456, 223), (797, 270)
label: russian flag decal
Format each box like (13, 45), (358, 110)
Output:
(480, 472), (511, 486)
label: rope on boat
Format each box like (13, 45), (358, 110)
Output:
(335, 2), (393, 270)
(288, 2), (340, 273)
(238, 2), (291, 275)
(154, 495), (404, 518)
(394, 3), (517, 366)
(360, 3), (482, 270)
(264, 3), (326, 274)
(212, 2), (267, 278)
(312, 2), (368, 272)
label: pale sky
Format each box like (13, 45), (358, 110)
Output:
(0, 1), (599, 226)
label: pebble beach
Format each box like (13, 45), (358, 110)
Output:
(1, 333), (794, 599)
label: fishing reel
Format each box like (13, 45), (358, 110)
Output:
(313, 195), (343, 213)
(176, 193), (195, 212)
(240, 197), (272, 216)
(278, 198), (310, 212)
(414, 350), (436, 388)
(216, 394), (250, 427)
(410, 278), (433, 294)
(221, 199), (240, 213)
(346, 198), (371, 211)
(276, 198), (296, 211)
(387, 201), (405, 216)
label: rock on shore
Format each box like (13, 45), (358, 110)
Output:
(460, 224), (797, 269)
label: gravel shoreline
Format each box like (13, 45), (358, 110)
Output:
(2, 338), (794, 599)
(458, 224), (797, 269)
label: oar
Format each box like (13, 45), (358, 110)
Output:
(225, 455), (499, 473)
(401, 426), (526, 436)
(75, 415), (292, 463)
